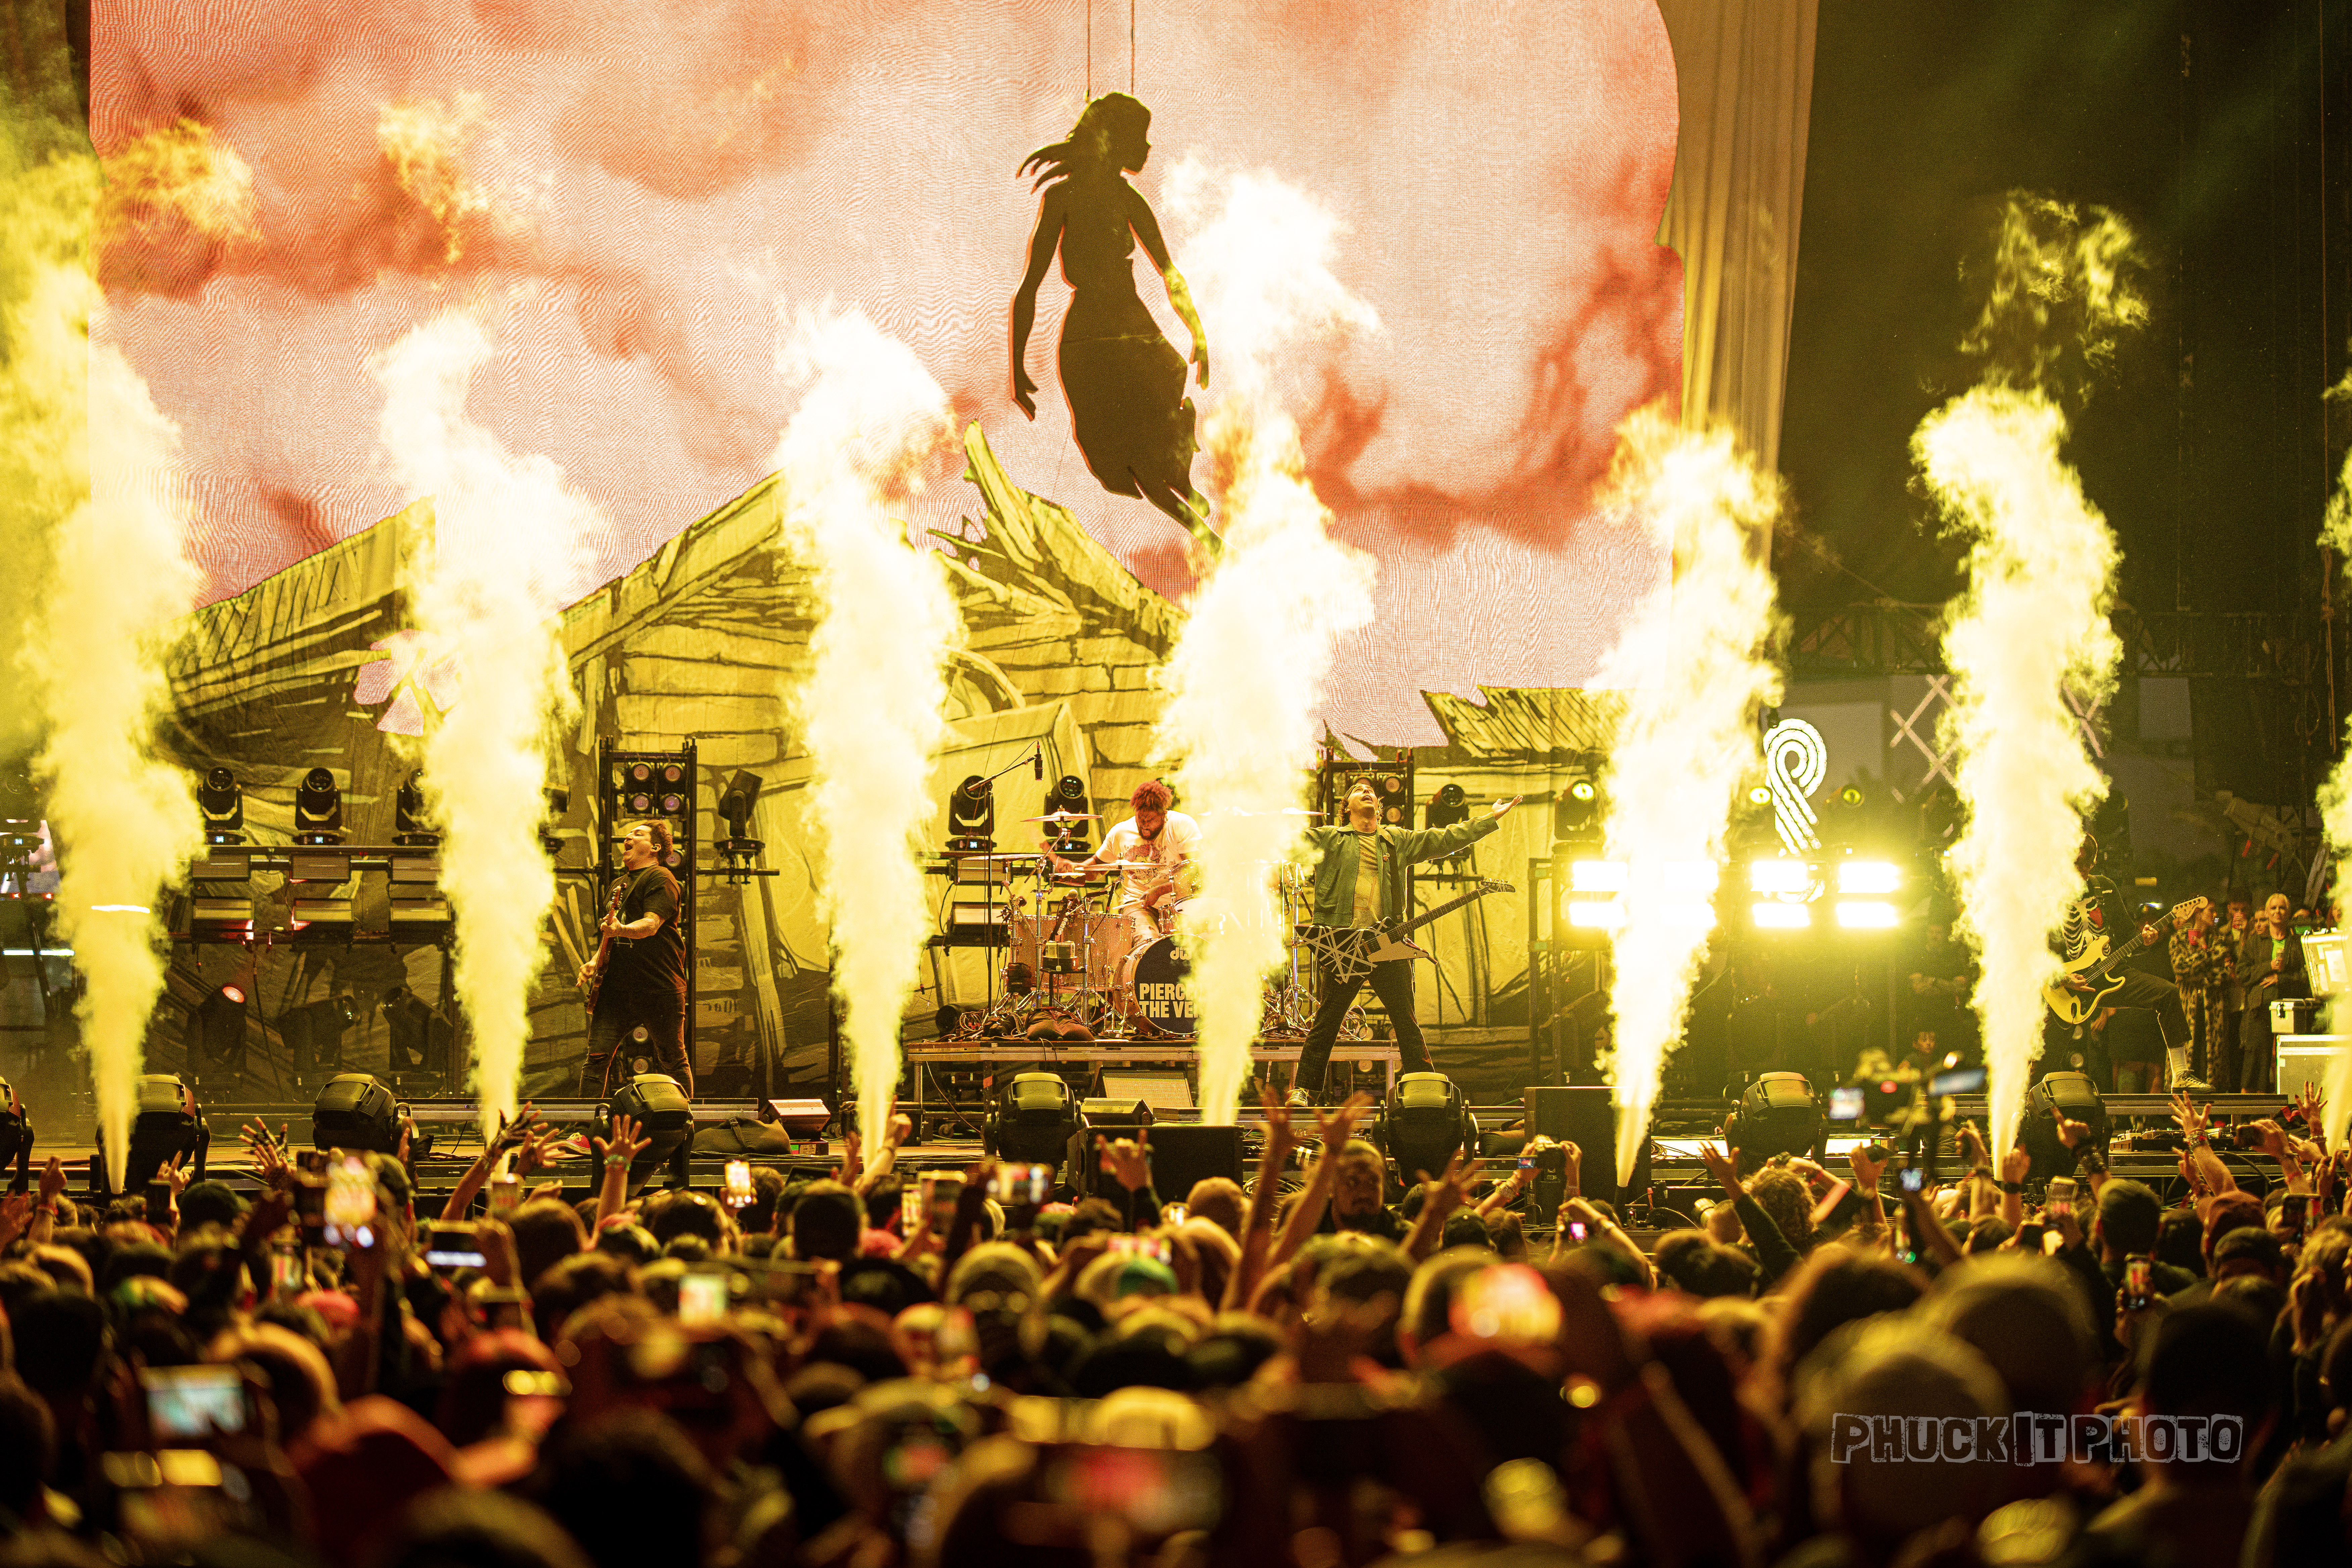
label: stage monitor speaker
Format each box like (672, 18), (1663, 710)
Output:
(1143, 1125), (1244, 1204)
(1525, 1085), (1650, 1213)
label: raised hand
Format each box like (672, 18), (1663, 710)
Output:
(1698, 1140), (1745, 1198)
(1849, 1142), (1888, 1193)
(2168, 1089), (2208, 1147)
(1315, 1092), (1375, 1153)
(514, 1124), (568, 1178)
(593, 1112), (649, 1168)
(2001, 1144), (2032, 1186)
(241, 1119), (292, 1189)
(37, 1155), (66, 1208)
(1414, 1149), (1484, 1227)
(157, 1152), (190, 1198)
(1559, 1139), (1583, 1198)
(1096, 1135), (1152, 1193)
(0, 1192), (30, 1250)
(2053, 1107), (2094, 1150)
(1259, 1082), (1299, 1165)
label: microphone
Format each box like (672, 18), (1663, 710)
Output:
(1033, 748), (1044, 781)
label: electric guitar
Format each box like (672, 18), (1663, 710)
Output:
(2042, 895), (2208, 1027)
(1301, 879), (1515, 983)
(581, 876), (631, 1014)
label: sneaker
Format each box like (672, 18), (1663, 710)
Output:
(2169, 1075), (2211, 1093)
(1286, 1087), (1315, 1109)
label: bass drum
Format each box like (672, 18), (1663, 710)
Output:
(1117, 934), (1196, 1037)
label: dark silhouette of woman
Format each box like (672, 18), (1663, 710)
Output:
(1011, 93), (1213, 542)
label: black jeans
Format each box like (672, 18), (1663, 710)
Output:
(581, 984), (691, 1099)
(1296, 956), (1433, 1095)
(2044, 970), (2188, 1088)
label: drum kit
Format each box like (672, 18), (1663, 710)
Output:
(943, 808), (1354, 1043)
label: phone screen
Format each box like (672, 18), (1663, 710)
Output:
(1106, 1233), (1171, 1265)
(1449, 1263), (1564, 1346)
(1041, 1446), (1224, 1536)
(142, 1366), (247, 1440)
(1566, 1220), (1589, 1243)
(1160, 1203), (1189, 1226)
(1928, 1065), (1988, 1097)
(270, 1246), (305, 1298)
(723, 1160), (754, 1210)
(424, 1225), (488, 1273)
(677, 1270), (731, 1326)
(488, 1174), (523, 1214)
(924, 1174), (966, 1233)
(323, 1157), (376, 1248)
(1898, 1166), (1926, 1195)
(987, 1161), (1052, 1207)
(2123, 1256), (2153, 1311)
(1828, 1086), (1866, 1122)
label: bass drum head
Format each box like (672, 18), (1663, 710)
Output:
(1119, 934), (1196, 1037)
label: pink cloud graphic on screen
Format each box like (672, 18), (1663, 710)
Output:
(95, 0), (1680, 744)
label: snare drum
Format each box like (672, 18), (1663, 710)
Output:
(1117, 934), (1196, 1037)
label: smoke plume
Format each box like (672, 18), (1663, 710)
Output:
(38, 343), (208, 1192)
(376, 312), (591, 1136)
(1153, 164), (1378, 1125)
(6, 65), (211, 1189)
(1919, 388), (2120, 1157)
(1592, 406), (1784, 1183)
(771, 306), (956, 1161)
(1926, 197), (2138, 1160)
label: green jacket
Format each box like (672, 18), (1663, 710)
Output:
(1306, 816), (1500, 928)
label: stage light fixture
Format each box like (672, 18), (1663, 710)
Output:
(383, 985), (454, 1079)
(1553, 774), (1603, 841)
(1569, 860), (1626, 894)
(1839, 784), (1865, 807)
(98, 1074), (208, 1195)
(2020, 1072), (2107, 1181)
(946, 775), (995, 852)
(294, 768), (344, 842)
(985, 1072), (1078, 1165)
(1834, 901), (1899, 929)
(1379, 1072), (1475, 1181)
(393, 770), (438, 845)
(1747, 784), (1773, 805)
(189, 984), (247, 1079)
(1836, 860), (1901, 895)
(283, 993), (359, 1080)
(1748, 859), (1812, 895)
(716, 770), (766, 884)
(1425, 783), (1469, 829)
(311, 1072), (405, 1154)
(196, 768), (244, 844)
(605, 1072), (694, 1194)
(1752, 902), (1811, 929)
(1723, 1072), (1821, 1161)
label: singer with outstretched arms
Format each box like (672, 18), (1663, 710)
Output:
(1289, 781), (1520, 1105)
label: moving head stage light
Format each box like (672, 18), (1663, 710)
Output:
(1378, 1072), (1476, 1180)
(312, 1073), (407, 1155)
(1724, 1072), (1823, 1162)
(947, 776), (995, 852)
(197, 768), (244, 845)
(985, 1072), (1077, 1166)
(95, 1075), (209, 1196)
(605, 1073), (694, 1195)
(2020, 1071), (2107, 1182)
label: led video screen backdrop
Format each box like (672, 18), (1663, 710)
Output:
(95, 0), (1682, 746)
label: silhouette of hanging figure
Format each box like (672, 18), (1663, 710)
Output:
(1011, 93), (1215, 548)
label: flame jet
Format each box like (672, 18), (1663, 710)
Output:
(376, 312), (592, 1138)
(1152, 165), (1377, 1125)
(1919, 196), (2139, 1162)
(770, 306), (957, 1161)
(1593, 407), (1785, 1184)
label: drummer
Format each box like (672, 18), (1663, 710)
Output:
(1046, 779), (1200, 949)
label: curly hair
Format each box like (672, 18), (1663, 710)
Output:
(1130, 780), (1173, 814)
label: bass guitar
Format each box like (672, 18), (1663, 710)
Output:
(1300, 878), (1515, 983)
(2042, 895), (2207, 1027)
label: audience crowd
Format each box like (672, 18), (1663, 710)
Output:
(0, 1078), (2344, 1568)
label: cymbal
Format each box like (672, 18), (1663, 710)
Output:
(1023, 810), (1101, 822)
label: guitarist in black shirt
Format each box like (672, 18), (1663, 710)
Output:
(1288, 779), (1518, 1106)
(577, 820), (692, 1098)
